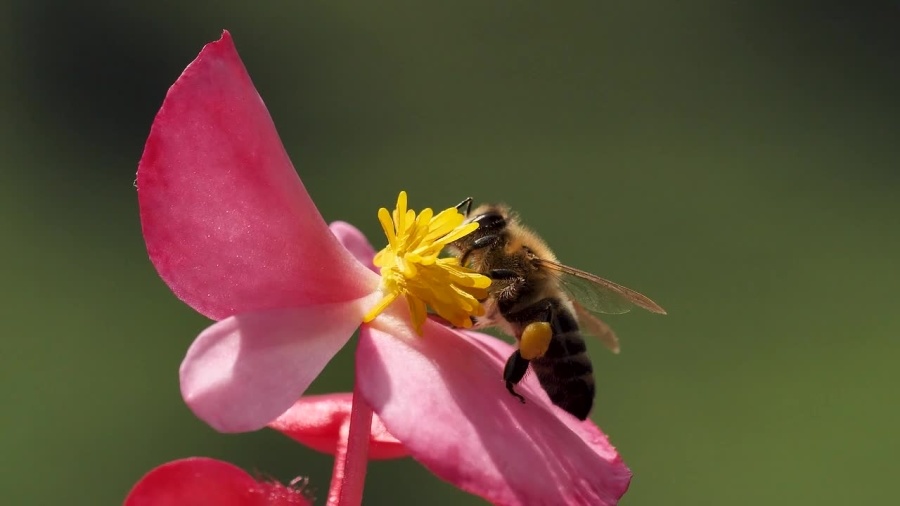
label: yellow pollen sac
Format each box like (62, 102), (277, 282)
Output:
(520, 322), (552, 360)
(363, 191), (492, 334)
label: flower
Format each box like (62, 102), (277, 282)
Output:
(124, 395), (407, 506)
(269, 393), (408, 460)
(268, 392), (409, 506)
(124, 457), (312, 506)
(363, 191), (490, 334)
(138, 31), (631, 505)
(123, 396), (404, 506)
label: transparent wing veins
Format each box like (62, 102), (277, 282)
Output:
(537, 259), (667, 316)
(571, 300), (621, 353)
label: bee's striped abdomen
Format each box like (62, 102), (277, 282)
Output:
(531, 325), (595, 420)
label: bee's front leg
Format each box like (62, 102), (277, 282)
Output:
(459, 234), (500, 267)
(488, 269), (519, 280)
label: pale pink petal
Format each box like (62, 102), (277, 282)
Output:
(269, 393), (408, 460)
(181, 301), (368, 433)
(356, 321), (631, 506)
(329, 221), (378, 273)
(460, 329), (629, 470)
(137, 31), (376, 320)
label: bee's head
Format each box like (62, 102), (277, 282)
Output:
(468, 206), (507, 234)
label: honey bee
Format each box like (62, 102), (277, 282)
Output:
(447, 198), (666, 420)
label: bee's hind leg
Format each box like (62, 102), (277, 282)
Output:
(503, 350), (529, 404)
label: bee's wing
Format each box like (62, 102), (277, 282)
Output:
(536, 259), (667, 316)
(571, 300), (621, 353)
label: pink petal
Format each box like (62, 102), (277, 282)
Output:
(181, 302), (367, 433)
(124, 457), (311, 506)
(269, 393), (408, 460)
(137, 31), (376, 320)
(329, 221), (378, 273)
(356, 321), (631, 506)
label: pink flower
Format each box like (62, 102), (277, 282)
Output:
(125, 396), (405, 506)
(269, 393), (408, 460)
(137, 31), (631, 505)
(124, 457), (312, 506)
(267, 392), (407, 505)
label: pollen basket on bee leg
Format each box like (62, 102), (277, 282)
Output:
(519, 322), (552, 360)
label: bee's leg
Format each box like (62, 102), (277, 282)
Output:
(459, 234), (500, 267)
(502, 297), (558, 331)
(454, 197), (473, 216)
(503, 350), (529, 404)
(488, 268), (519, 280)
(518, 298), (565, 332)
(544, 300), (565, 335)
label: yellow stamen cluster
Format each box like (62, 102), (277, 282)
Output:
(363, 191), (491, 334)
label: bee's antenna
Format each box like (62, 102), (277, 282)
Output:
(455, 197), (473, 216)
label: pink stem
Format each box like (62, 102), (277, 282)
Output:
(325, 379), (373, 506)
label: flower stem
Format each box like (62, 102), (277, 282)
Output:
(326, 379), (373, 506)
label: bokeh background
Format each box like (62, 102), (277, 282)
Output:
(3, 2), (899, 505)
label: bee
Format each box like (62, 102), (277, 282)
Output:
(447, 198), (666, 420)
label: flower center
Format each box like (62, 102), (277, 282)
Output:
(362, 191), (491, 334)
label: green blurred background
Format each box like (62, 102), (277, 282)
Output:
(2, 1), (898, 505)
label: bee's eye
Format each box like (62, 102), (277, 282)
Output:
(472, 212), (506, 231)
